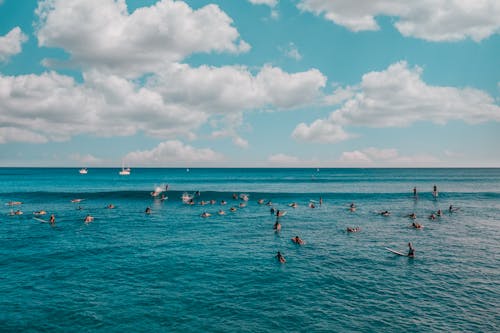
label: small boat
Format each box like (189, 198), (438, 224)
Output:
(119, 161), (131, 176)
(119, 167), (131, 176)
(79, 168), (88, 174)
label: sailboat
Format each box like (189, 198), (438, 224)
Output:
(119, 161), (131, 176)
(79, 168), (88, 174)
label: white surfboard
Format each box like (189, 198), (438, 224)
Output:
(385, 247), (408, 256)
(33, 217), (48, 223)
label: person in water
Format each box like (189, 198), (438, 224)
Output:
(84, 215), (94, 223)
(407, 213), (417, 219)
(49, 214), (56, 224)
(273, 220), (281, 232)
(413, 186), (417, 197)
(145, 207), (152, 214)
(291, 236), (305, 245)
(411, 222), (422, 229)
(407, 242), (415, 257)
(276, 251), (286, 263)
(346, 227), (360, 233)
(380, 210), (390, 216)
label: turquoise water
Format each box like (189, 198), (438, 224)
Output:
(1, 168), (499, 332)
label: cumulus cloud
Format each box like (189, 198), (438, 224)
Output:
(293, 61), (500, 143)
(35, 0), (249, 76)
(0, 60), (327, 144)
(0, 70), (206, 143)
(0, 27), (28, 62)
(297, 0), (500, 42)
(149, 63), (326, 113)
(123, 140), (224, 166)
(339, 147), (439, 166)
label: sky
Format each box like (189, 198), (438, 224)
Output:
(0, 0), (499, 167)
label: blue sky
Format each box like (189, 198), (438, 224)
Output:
(0, 0), (499, 167)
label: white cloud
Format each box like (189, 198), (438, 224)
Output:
(248, 0), (278, 7)
(297, 0), (500, 42)
(339, 147), (439, 166)
(69, 153), (103, 165)
(293, 61), (500, 143)
(268, 153), (299, 163)
(35, 0), (250, 77)
(281, 42), (302, 61)
(0, 27), (28, 62)
(123, 140), (224, 166)
(0, 61), (327, 144)
(0, 127), (48, 144)
(149, 63), (326, 113)
(0, 71), (206, 143)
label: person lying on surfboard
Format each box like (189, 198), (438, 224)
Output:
(291, 236), (305, 245)
(276, 251), (286, 263)
(411, 222), (422, 229)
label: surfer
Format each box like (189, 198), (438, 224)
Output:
(289, 202), (298, 208)
(273, 220), (281, 232)
(309, 202), (316, 208)
(49, 214), (55, 225)
(291, 236), (305, 245)
(276, 251), (286, 263)
(33, 210), (47, 215)
(408, 242), (415, 257)
(380, 210), (391, 216)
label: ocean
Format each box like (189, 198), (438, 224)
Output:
(1, 168), (499, 332)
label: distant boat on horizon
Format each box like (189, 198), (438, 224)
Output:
(79, 168), (88, 174)
(119, 161), (131, 176)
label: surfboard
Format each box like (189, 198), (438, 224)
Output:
(33, 217), (48, 223)
(385, 247), (408, 256)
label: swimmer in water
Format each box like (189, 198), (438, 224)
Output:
(145, 207), (151, 214)
(273, 220), (281, 232)
(49, 214), (56, 224)
(106, 204), (115, 209)
(276, 251), (286, 263)
(408, 242), (415, 257)
(218, 209), (226, 215)
(411, 222), (422, 229)
(407, 213), (417, 219)
(380, 210), (391, 216)
(291, 236), (305, 245)
(428, 213), (436, 220)
(346, 227), (361, 233)
(201, 212), (211, 218)
(84, 215), (94, 223)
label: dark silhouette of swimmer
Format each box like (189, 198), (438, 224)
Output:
(408, 242), (415, 257)
(276, 251), (286, 263)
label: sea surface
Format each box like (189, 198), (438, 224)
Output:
(0, 168), (499, 332)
